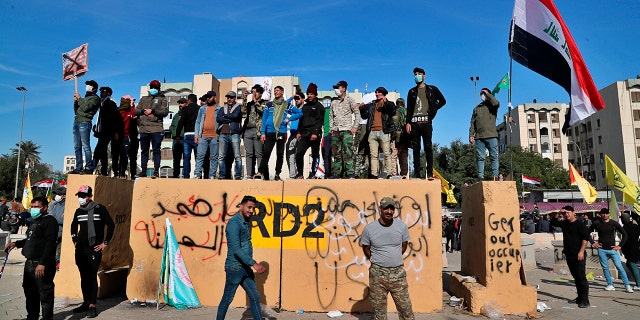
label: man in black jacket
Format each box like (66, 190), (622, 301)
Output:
(359, 87), (396, 179)
(5, 197), (58, 320)
(405, 67), (446, 180)
(93, 87), (124, 176)
(295, 83), (325, 179)
(176, 94), (200, 178)
(70, 185), (115, 318)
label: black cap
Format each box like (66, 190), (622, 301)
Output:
(85, 80), (98, 90)
(332, 80), (348, 89)
(206, 90), (217, 97)
(562, 205), (574, 212)
(99, 87), (113, 95)
(53, 187), (67, 195)
(375, 87), (388, 96)
(413, 67), (425, 74)
(177, 98), (187, 104)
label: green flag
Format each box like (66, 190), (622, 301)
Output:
(492, 73), (510, 95)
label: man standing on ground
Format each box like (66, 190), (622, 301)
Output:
(406, 67), (446, 180)
(621, 213), (640, 290)
(359, 87), (396, 179)
(295, 83), (325, 179)
(71, 80), (100, 174)
(361, 197), (415, 320)
(4, 197), (58, 320)
(216, 195), (266, 320)
(169, 98), (187, 178)
(469, 87), (500, 180)
(70, 185), (115, 318)
(217, 91), (244, 180)
(136, 79), (169, 178)
(49, 187), (66, 267)
(590, 208), (634, 292)
(550, 206), (591, 308)
(329, 80), (359, 179)
(242, 85), (266, 179)
(176, 94), (200, 179)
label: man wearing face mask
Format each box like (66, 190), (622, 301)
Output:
(71, 80), (101, 174)
(70, 185), (115, 318)
(242, 85), (266, 179)
(329, 80), (359, 179)
(4, 197), (58, 320)
(49, 187), (67, 268)
(469, 87), (500, 180)
(286, 91), (305, 178)
(135, 79), (169, 178)
(93, 87), (123, 177)
(406, 67), (446, 180)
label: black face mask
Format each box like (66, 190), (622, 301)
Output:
(207, 100), (216, 106)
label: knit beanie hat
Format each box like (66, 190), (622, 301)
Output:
(306, 83), (318, 95)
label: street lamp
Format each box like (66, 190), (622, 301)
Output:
(14, 86), (27, 199)
(569, 140), (584, 178)
(470, 76), (480, 105)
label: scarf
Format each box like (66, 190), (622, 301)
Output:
(78, 201), (99, 245)
(272, 98), (287, 130)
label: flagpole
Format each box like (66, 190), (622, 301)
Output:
(508, 18), (515, 179)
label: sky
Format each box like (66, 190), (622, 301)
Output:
(1, 0), (639, 171)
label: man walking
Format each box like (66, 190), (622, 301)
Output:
(216, 195), (266, 320)
(359, 87), (396, 179)
(329, 80), (359, 179)
(295, 83), (325, 179)
(590, 208), (634, 292)
(551, 206), (591, 308)
(70, 185), (115, 318)
(4, 197), (58, 320)
(242, 85), (266, 179)
(217, 91), (244, 180)
(469, 87), (500, 180)
(136, 79), (169, 178)
(361, 197), (414, 320)
(406, 67), (446, 180)
(71, 80), (100, 174)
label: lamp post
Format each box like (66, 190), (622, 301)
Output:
(470, 76), (480, 105)
(14, 86), (27, 199)
(569, 140), (583, 178)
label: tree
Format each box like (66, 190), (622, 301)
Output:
(11, 140), (42, 167)
(0, 141), (52, 199)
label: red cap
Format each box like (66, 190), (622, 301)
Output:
(149, 80), (161, 89)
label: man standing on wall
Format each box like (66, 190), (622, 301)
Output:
(469, 87), (500, 180)
(295, 83), (325, 179)
(590, 208), (634, 293)
(550, 206), (591, 308)
(216, 195), (266, 320)
(361, 196), (415, 320)
(70, 185), (115, 318)
(136, 80), (169, 178)
(169, 98), (187, 178)
(217, 91), (244, 180)
(71, 80), (100, 174)
(242, 84), (267, 179)
(176, 94), (200, 178)
(359, 87), (396, 179)
(406, 67), (446, 180)
(329, 80), (359, 179)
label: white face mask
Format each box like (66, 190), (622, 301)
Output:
(334, 88), (342, 96)
(78, 198), (88, 206)
(86, 85), (94, 93)
(481, 94), (487, 102)
(54, 195), (63, 202)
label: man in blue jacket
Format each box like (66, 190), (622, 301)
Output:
(217, 91), (244, 180)
(259, 86), (303, 180)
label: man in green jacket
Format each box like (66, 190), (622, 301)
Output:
(469, 88), (500, 180)
(71, 80), (100, 174)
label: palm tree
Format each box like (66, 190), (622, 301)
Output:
(11, 140), (42, 166)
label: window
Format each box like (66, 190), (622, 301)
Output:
(540, 127), (549, 136)
(322, 98), (331, 109)
(636, 128), (640, 138)
(527, 114), (535, 123)
(566, 128), (572, 136)
(552, 128), (560, 137)
(567, 144), (573, 151)
(587, 122), (592, 132)
(551, 113), (559, 123)
(632, 91), (640, 103)
(528, 129), (536, 138)
(529, 144), (537, 152)
(538, 112), (548, 122)
(589, 155), (594, 164)
(541, 142), (550, 153)
(596, 119), (600, 128)
(588, 138), (593, 148)
(599, 153), (604, 164)
(634, 110), (640, 121)
(598, 136), (602, 144)
(637, 146), (640, 158)
(553, 144), (559, 152)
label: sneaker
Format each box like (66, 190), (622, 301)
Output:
(243, 176), (253, 180)
(82, 168), (94, 175)
(86, 306), (98, 318)
(274, 176), (282, 181)
(348, 174), (356, 179)
(604, 285), (615, 291)
(427, 175), (435, 180)
(151, 172), (159, 178)
(633, 286), (640, 291)
(578, 300), (590, 308)
(69, 168), (83, 174)
(253, 173), (263, 180)
(626, 285), (634, 293)
(73, 303), (89, 313)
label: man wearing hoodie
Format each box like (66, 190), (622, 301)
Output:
(135, 80), (169, 178)
(259, 86), (302, 180)
(217, 91), (244, 180)
(286, 92), (305, 178)
(295, 83), (325, 179)
(71, 80), (100, 174)
(70, 185), (115, 318)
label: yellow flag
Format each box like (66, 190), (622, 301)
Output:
(21, 172), (33, 209)
(605, 155), (640, 212)
(569, 163), (597, 204)
(432, 168), (458, 204)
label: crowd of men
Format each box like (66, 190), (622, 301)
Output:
(65, 67), (505, 181)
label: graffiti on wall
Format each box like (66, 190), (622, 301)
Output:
(487, 212), (520, 274)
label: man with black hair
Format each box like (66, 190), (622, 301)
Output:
(176, 94), (200, 178)
(469, 87), (500, 180)
(70, 185), (115, 318)
(406, 67), (446, 180)
(329, 80), (359, 179)
(216, 195), (266, 320)
(295, 83), (325, 179)
(242, 84), (267, 179)
(5, 197), (58, 320)
(93, 86), (123, 177)
(194, 91), (218, 179)
(136, 79), (169, 178)
(169, 98), (187, 178)
(590, 208), (633, 293)
(286, 91), (305, 178)
(217, 91), (244, 180)
(359, 87), (396, 179)
(71, 80), (100, 174)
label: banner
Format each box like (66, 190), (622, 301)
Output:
(569, 163), (597, 204)
(605, 155), (640, 212)
(252, 77), (272, 101)
(432, 169), (457, 205)
(159, 218), (201, 310)
(62, 43), (88, 81)
(522, 175), (541, 186)
(509, 0), (604, 125)
(491, 73), (510, 95)
(22, 173), (33, 209)
(608, 190), (622, 223)
(32, 179), (53, 188)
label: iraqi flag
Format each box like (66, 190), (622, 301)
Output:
(509, 0), (604, 126)
(522, 175), (541, 186)
(32, 179), (54, 188)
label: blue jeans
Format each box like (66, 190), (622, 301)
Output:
(195, 137), (219, 178)
(218, 133), (242, 179)
(475, 137), (499, 179)
(598, 248), (630, 286)
(73, 121), (93, 170)
(182, 134), (198, 178)
(626, 260), (640, 287)
(139, 132), (164, 176)
(216, 265), (262, 320)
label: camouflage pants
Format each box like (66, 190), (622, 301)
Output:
(354, 124), (370, 178)
(331, 131), (355, 177)
(369, 264), (415, 320)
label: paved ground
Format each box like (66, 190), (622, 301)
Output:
(2, 245), (640, 319)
